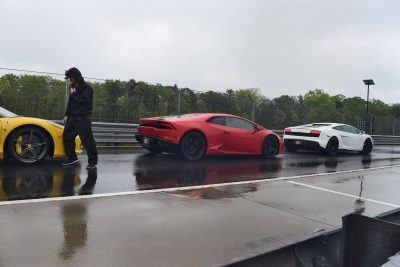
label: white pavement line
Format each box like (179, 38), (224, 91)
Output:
(1, 164), (400, 206)
(288, 181), (400, 208)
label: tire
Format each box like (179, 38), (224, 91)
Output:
(325, 138), (339, 156)
(285, 144), (297, 153)
(7, 126), (50, 165)
(361, 139), (373, 154)
(262, 136), (279, 158)
(179, 131), (207, 161)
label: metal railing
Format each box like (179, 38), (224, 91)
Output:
(56, 122), (400, 146)
(53, 121), (138, 144)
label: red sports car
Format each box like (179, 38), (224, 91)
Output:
(135, 113), (284, 160)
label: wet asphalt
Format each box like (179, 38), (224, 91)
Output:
(1, 146), (400, 201)
(1, 146), (400, 266)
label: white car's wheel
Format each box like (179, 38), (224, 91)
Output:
(360, 139), (373, 154)
(325, 138), (339, 156)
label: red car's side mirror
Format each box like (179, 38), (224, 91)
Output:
(253, 126), (262, 133)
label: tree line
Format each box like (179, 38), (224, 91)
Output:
(1, 73), (400, 131)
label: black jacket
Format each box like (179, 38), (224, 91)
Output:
(65, 82), (94, 117)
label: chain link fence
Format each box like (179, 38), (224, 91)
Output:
(363, 115), (400, 136)
(0, 67), (106, 120)
(0, 67), (229, 123)
(1, 67), (400, 135)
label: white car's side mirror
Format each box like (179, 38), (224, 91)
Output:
(360, 130), (365, 135)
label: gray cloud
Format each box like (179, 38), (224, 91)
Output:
(1, 0), (399, 102)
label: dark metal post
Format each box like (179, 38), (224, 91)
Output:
(363, 79), (374, 115)
(178, 89), (181, 115)
(363, 80), (374, 134)
(371, 115), (374, 135)
(248, 95), (255, 121)
(303, 103), (308, 124)
(65, 80), (69, 110)
(366, 84), (370, 114)
(174, 84), (180, 115)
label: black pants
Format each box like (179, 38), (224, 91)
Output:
(63, 116), (98, 165)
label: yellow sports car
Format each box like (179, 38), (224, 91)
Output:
(0, 106), (82, 165)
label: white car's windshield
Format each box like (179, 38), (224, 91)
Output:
(0, 107), (18, 118)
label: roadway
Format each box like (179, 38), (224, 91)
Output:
(1, 147), (400, 266)
(1, 146), (400, 201)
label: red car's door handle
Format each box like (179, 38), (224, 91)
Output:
(224, 131), (231, 135)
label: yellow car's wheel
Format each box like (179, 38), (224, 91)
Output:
(7, 126), (50, 165)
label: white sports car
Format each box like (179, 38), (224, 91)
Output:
(283, 123), (373, 156)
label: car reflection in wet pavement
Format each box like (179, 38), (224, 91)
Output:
(0, 163), (97, 201)
(1, 146), (400, 202)
(134, 154), (283, 190)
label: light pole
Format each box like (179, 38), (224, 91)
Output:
(363, 79), (374, 114)
(363, 79), (374, 134)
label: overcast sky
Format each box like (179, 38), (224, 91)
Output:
(1, 0), (399, 102)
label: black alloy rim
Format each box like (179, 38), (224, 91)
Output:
(265, 138), (278, 155)
(182, 134), (204, 159)
(12, 129), (47, 163)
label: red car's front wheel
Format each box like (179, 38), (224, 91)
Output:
(262, 136), (279, 158)
(179, 131), (206, 161)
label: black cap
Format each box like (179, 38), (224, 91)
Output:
(65, 67), (84, 81)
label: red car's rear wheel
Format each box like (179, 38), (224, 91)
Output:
(262, 136), (279, 158)
(179, 131), (206, 161)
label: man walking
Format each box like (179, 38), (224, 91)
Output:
(62, 67), (98, 169)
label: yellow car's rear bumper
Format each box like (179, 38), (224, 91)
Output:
(53, 136), (83, 158)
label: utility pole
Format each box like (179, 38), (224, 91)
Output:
(248, 95), (255, 121)
(363, 79), (374, 134)
(65, 80), (69, 111)
(174, 84), (180, 115)
(367, 85), (370, 113)
(298, 96), (307, 124)
(363, 79), (374, 114)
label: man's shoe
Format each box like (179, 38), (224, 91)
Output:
(62, 159), (80, 166)
(86, 163), (97, 170)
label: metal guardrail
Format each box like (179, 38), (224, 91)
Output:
(53, 121), (138, 144)
(91, 122), (138, 143)
(54, 121), (400, 146)
(371, 135), (400, 145)
(262, 130), (400, 146)
(272, 130), (400, 145)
